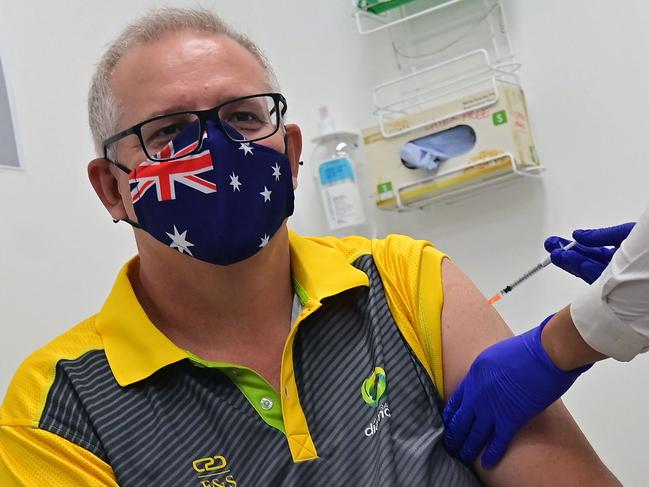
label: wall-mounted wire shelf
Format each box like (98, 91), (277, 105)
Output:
(354, 0), (464, 35)
(377, 152), (544, 211)
(374, 49), (520, 138)
(352, 0), (543, 211)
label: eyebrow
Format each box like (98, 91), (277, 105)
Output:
(141, 105), (197, 121)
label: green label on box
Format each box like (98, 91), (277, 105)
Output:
(492, 110), (508, 126)
(377, 182), (394, 201)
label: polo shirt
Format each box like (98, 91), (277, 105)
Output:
(0, 231), (482, 486)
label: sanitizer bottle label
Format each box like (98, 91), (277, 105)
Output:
(318, 157), (366, 231)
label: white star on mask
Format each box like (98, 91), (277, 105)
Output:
(259, 234), (270, 248)
(166, 226), (194, 255)
(272, 163), (281, 181)
(238, 142), (254, 156)
(260, 186), (272, 202)
(229, 172), (242, 192)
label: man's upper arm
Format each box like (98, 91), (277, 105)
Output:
(0, 425), (118, 486)
(440, 258), (620, 486)
(0, 318), (118, 486)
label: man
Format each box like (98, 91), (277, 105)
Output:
(0, 7), (620, 486)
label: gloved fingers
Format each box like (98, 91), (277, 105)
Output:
(577, 245), (616, 265)
(573, 222), (636, 247)
(549, 249), (586, 279)
(550, 249), (605, 283)
(442, 380), (465, 425)
(459, 416), (494, 464)
(545, 237), (613, 264)
(444, 405), (475, 457)
(481, 428), (516, 469)
(579, 259), (606, 284)
(543, 236), (572, 253)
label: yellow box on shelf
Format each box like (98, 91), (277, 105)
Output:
(363, 80), (542, 210)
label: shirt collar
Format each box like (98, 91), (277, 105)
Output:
(97, 231), (369, 387)
(96, 257), (187, 387)
(288, 230), (369, 304)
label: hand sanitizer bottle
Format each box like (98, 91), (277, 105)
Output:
(312, 106), (373, 237)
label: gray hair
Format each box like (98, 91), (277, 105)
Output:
(88, 7), (280, 157)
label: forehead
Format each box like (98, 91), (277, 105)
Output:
(109, 30), (270, 130)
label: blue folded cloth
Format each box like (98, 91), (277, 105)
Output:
(400, 124), (476, 171)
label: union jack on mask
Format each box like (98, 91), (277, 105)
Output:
(128, 119), (294, 265)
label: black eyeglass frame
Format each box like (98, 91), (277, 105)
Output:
(102, 92), (287, 171)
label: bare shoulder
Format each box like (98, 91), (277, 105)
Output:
(440, 259), (620, 486)
(440, 259), (512, 399)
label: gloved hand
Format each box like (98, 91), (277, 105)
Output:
(442, 315), (591, 469)
(544, 222), (635, 284)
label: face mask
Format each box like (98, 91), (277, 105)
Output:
(124, 119), (294, 265)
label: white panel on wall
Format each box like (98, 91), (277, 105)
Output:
(0, 55), (20, 169)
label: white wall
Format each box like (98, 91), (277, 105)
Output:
(1, 0), (647, 484)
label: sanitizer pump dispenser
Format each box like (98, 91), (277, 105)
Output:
(311, 106), (373, 237)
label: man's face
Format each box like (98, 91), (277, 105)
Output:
(104, 30), (295, 225)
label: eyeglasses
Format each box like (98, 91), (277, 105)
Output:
(102, 93), (287, 164)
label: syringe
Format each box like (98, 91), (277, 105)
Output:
(487, 240), (577, 305)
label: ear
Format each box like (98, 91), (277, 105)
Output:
(284, 124), (302, 189)
(87, 158), (129, 221)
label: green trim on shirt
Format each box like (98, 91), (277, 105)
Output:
(292, 278), (309, 306)
(186, 351), (284, 434)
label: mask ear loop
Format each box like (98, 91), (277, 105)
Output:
(109, 161), (143, 229)
(113, 218), (142, 229)
(282, 132), (304, 165)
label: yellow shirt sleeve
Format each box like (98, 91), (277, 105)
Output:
(0, 425), (118, 486)
(370, 235), (447, 399)
(416, 246), (447, 399)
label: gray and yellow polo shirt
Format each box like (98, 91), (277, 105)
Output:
(0, 231), (482, 486)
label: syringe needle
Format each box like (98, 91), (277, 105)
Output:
(487, 241), (577, 305)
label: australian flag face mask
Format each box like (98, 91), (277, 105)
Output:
(125, 119), (294, 265)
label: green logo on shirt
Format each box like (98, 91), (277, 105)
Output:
(361, 366), (387, 408)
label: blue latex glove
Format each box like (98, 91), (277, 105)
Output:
(442, 315), (591, 469)
(400, 142), (442, 171)
(544, 222), (636, 284)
